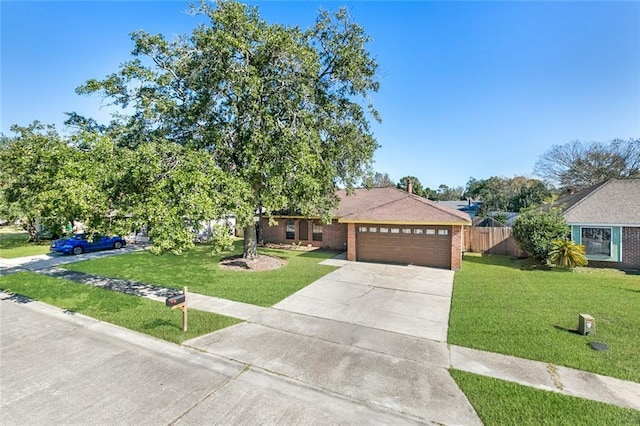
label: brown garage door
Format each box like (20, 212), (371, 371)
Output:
(356, 225), (451, 268)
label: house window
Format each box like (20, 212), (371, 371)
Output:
(379, 227), (389, 233)
(369, 227), (377, 233)
(582, 227), (611, 257)
(438, 229), (449, 236)
(426, 229), (436, 235)
(414, 229), (423, 234)
(312, 222), (323, 241)
(286, 219), (295, 240)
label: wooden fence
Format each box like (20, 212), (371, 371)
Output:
(463, 227), (528, 257)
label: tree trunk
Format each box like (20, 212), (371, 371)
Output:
(243, 223), (258, 260)
(26, 218), (39, 243)
(257, 206), (263, 244)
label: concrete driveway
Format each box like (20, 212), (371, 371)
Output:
(1, 260), (481, 424)
(187, 262), (480, 424)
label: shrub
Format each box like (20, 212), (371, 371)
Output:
(512, 208), (569, 263)
(211, 223), (234, 255)
(548, 239), (588, 268)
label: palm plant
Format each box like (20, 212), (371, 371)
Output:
(548, 239), (588, 268)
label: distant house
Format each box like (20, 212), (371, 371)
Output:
(437, 200), (482, 220)
(262, 187), (472, 270)
(551, 179), (640, 269)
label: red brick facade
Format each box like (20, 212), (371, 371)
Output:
(263, 217), (466, 269)
(261, 218), (347, 250)
(347, 223), (356, 261)
(450, 225), (463, 270)
(622, 227), (640, 269)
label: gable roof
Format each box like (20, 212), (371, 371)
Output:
(553, 179), (640, 225)
(335, 187), (471, 225)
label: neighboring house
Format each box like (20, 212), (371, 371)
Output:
(552, 179), (640, 269)
(261, 187), (472, 270)
(437, 200), (482, 220)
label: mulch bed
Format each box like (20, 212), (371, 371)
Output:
(218, 254), (287, 272)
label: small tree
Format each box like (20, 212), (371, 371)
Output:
(548, 239), (587, 268)
(512, 208), (569, 263)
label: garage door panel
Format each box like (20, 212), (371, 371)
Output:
(356, 225), (451, 268)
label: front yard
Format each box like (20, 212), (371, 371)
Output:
(0, 227), (52, 258)
(449, 253), (640, 383)
(61, 241), (338, 306)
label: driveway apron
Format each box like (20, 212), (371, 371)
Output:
(187, 262), (481, 425)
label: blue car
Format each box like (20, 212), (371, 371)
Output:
(50, 234), (126, 255)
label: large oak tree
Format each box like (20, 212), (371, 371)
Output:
(534, 138), (640, 191)
(77, 1), (380, 258)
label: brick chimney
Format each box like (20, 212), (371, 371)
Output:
(406, 179), (412, 194)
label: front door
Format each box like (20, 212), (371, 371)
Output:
(299, 219), (309, 241)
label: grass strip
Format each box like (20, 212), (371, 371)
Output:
(62, 241), (338, 306)
(0, 230), (53, 258)
(451, 369), (640, 425)
(449, 254), (640, 382)
(0, 272), (241, 344)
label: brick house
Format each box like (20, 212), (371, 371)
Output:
(261, 186), (471, 270)
(553, 179), (640, 269)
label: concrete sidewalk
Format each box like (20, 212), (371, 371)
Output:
(0, 243), (148, 276)
(1, 293), (423, 425)
(2, 251), (639, 421)
(29, 261), (640, 413)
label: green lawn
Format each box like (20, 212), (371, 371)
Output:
(451, 370), (640, 425)
(0, 272), (241, 343)
(62, 241), (338, 306)
(0, 228), (53, 258)
(449, 254), (640, 382)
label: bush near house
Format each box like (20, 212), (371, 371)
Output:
(512, 208), (568, 263)
(548, 239), (588, 268)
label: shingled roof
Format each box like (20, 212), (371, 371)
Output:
(553, 179), (640, 225)
(334, 187), (471, 225)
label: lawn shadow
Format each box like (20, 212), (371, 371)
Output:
(142, 318), (182, 332)
(0, 291), (33, 304)
(462, 253), (534, 270)
(553, 324), (581, 335)
(298, 249), (343, 259)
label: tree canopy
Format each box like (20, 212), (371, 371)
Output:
(512, 208), (569, 264)
(465, 176), (551, 214)
(366, 172), (394, 188)
(534, 138), (640, 191)
(74, 0), (380, 258)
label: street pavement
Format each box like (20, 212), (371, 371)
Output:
(1, 249), (639, 425)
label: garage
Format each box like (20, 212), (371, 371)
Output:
(356, 224), (452, 268)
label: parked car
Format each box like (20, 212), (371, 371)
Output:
(50, 234), (126, 255)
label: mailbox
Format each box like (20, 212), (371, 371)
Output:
(166, 294), (186, 307)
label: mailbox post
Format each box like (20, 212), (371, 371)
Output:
(166, 286), (188, 332)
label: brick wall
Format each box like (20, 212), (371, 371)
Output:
(260, 218), (347, 250)
(347, 223), (356, 261)
(621, 226), (640, 269)
(450, 225), (463, 270)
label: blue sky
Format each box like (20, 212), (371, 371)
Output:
(2, 1), (639, 189)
